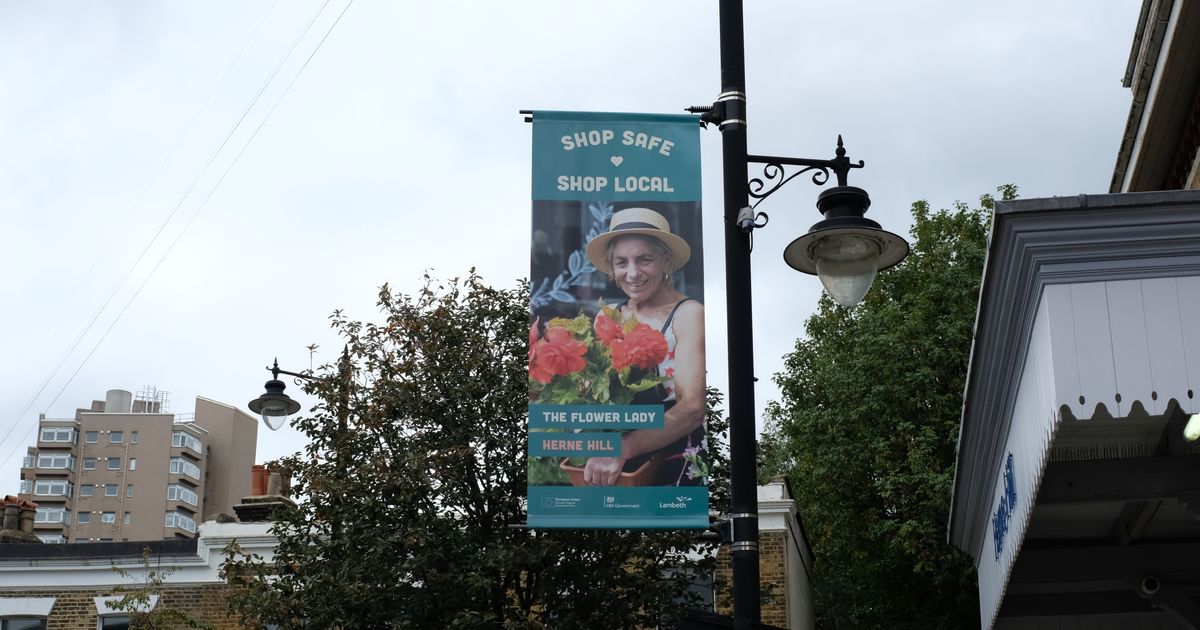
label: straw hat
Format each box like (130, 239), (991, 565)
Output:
(586, 207), (692, 275)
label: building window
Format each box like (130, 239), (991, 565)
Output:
(85, 431), (99, 443)
(123, 512), (131, 525)
(99, 616), (129, 630)
(109, 431), (123, 444)
(18, 480), (32, 494)
(164, 511), (196, 533)
(33, 507), (68, 524)
(129, 458), (136, 471)
(1, 618), (48, 629)
(39, 427), (75, 443)
(104, 485), (118, 497)
(100, 512), (116, 524)
(21, 456), (34, 469)
(33, 480), (72, 498)
(80, 484), (94, 497)
(171, 432), (203, 454)
(169, 458), (201, 481)
(130, 431), (138, 444)
(166, 484), (198, 507)
(35, 454), (73, 470)
(83, 458), (96, 470)
(106, 458), (121, 471)
(33, 534), (63, 545)
(77, 511), (92, 524)
(126, 484), (134, 497)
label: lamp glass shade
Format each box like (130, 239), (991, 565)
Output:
(258, 398), (293, 431)
(261, 412), (288, 431)
(812, 233), (881, 307)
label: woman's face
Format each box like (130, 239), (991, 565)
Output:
(610, 236), (669, 303)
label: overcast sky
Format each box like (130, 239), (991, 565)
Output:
(0, 1), (1141, 492)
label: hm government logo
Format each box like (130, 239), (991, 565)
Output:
(602, 495), (640, 509)
(658, 495), (691, 510)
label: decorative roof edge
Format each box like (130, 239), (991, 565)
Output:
(948, 189), (1200, 550)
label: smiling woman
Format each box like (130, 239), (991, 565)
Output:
(527, 199), (708, 495)
(578, 207), (706, 487)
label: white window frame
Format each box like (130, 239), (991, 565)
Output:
(109, 431), (123, 444)
(39, 427), (75, 443)
(79, 484), (94, 497)
(104, 485), (118, 497)
(166, 484), (198, 506)
(77, 511), (92, 524)
(171, 432), (203, 454)
(0, 598), (54, 624)
(100, 512), (116, 524)
(169, 458), (200, 481)
(82, 458), (96, 470)
(35, 454), (74, 470)
(34, 507), (69, 524)
(164, 511), (196, 533)
(33, 479), (72, 498)
(85, 431), (99, 444)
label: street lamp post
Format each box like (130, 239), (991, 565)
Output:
(693, 2), (910, 627)
(248, 350), (354, 543)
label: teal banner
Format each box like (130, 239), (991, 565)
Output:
(528, 486), (708, 529)
(527, 111), (708, 529)
(531, 111), (701, 201)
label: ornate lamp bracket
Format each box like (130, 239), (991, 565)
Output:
(747, 135), (864, 211)
(267, 358), (314, 385)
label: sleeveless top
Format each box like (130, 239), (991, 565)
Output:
(621, 297), (705, 486)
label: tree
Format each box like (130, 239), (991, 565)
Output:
(109, 547), (216, 629)
(760, 185), (1018, 629)
(223, 272), (726, 629)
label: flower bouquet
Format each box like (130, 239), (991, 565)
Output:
(528, 304), (669, 486)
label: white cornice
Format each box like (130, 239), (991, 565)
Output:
(950, 190), (1200, 552)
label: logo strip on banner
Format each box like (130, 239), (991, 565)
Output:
(526, 111), (707, 529)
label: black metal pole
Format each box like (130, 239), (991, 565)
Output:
(718, 1), (760, 628)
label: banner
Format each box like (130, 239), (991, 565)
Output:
(527, 111), (707, 529)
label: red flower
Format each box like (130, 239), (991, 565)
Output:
(594, 313), (622, 345)
(529, 325), (587, 384)
(609, 323), (668, 372)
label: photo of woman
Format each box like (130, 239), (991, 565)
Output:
(579, 207), (706, 486)
(526, 200), (706, 489)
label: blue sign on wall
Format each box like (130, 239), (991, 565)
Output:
(992, 453), (1017, 560)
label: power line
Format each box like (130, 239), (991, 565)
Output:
(0, 0), (353, 469)
(0, 0), (282, 415)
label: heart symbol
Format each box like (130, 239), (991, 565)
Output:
(610, 156), (624, 167)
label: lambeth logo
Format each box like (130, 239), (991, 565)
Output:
(658, 495), (690, 509)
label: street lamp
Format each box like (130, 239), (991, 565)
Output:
(247, 359), (306, 430)
(247, 350), (353, 546)
(692, 2), (911, 627)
